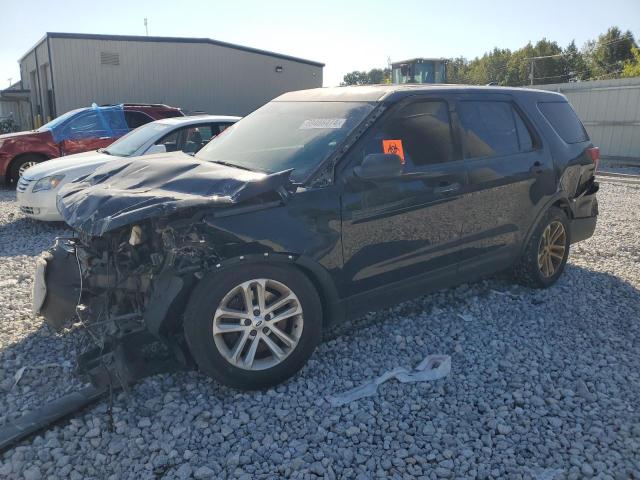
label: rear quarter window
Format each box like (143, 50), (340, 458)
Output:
(538, 101), (589, 144)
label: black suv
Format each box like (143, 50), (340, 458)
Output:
(37, 85), (599, 390)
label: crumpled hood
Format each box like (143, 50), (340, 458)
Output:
(57, 152), (292, 236)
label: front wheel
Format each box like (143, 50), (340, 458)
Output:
(183, 264), (322, 390)
(513, 207), (570, 288)
(9, 154), (44, 184)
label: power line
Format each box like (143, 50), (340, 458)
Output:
(523, 34), (636, 61)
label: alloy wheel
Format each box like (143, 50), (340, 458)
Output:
(18, 161), (38, 177)
(212, 278), (304, 370)
(537, 221), (566, 278)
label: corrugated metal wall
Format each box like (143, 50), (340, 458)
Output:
(48, 37), (323, 117)
(536, 77), (640, 161)
(20, 39), (55, 127)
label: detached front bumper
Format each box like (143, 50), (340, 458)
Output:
(32, 239), (81, 330)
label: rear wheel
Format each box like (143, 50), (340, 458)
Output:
(513, 207), (570, 288)
(9, 154), (44, 184)
(183, 264), (322, 390)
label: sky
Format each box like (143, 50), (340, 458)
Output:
(0, 0), (639, 89)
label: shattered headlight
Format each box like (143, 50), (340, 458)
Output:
(32, 174), (65, 193)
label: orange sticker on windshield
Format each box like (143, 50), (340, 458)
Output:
(383, 139), (405, 164)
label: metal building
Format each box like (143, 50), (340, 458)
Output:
(536, 77), (640, 163)
(17, 32), (324, 127)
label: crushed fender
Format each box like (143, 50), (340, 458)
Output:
(56, 153), (293, 236)
(326, 354), (451, 408)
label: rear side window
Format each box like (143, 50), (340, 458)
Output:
(458, 101), (534, 159)
(538, 101), (588, 144)
(124, 111), (153, 129)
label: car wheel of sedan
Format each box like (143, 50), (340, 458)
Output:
(513, 206), (570, 288)
(183, 263), (322, 390)
(10, 154), (43, 184)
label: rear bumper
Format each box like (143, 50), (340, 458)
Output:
(570, 215), (597, 244)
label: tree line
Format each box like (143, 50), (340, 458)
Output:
(342, 26), (639, 86)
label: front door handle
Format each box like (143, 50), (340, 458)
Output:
(434, 182), (461, 194)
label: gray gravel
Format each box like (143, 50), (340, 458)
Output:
(1, 182), (639, 479)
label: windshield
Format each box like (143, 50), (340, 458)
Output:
(37, 108), (84, 132)
(196, 101), (376, 182)
(104, 122), (172, 157)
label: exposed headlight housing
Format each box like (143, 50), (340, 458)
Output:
(129, 225), (146, 246)
(32, 174), (65, 193)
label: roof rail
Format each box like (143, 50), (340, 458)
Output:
(99, 103), (178, 109)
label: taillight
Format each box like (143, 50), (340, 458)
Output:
(587, 147), (600, 171)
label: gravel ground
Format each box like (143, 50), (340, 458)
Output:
(0, 181), (639, 480)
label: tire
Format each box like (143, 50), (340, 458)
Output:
(9, 154), (44, 184)
(513, 206), (571, 288)
(183, 263), (322, 390)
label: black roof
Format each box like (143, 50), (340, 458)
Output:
(275, 84), (566, 103)
(22, 32), (325, 68)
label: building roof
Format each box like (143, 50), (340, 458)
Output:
(20, 32), (325, 68)
(275, 84), (566, 102)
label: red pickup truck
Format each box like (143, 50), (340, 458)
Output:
(0, 103), (183, 184)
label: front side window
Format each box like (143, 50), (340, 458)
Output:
(183, 125), (215, 153)
(349, 100), (455, 171)
(196, 101), (375, 183)
(66, 112), (103, 136)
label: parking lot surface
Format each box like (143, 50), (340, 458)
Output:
(0, 176), (639, 479)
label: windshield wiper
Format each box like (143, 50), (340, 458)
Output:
(98, 148), (112, 155)
(212, 160), (257, 172)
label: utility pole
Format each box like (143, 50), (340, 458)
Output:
(144, 18), (149, 36)
(529, 59), (535, 86)
(7, 78), (12, 88)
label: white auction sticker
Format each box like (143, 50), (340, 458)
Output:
(299, 118), (346, 129)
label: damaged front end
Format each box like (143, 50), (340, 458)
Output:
(33, 154), (295, 391)
(35, 217), (222, 389)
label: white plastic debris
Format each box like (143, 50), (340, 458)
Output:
(327, 354), (451, 408)
(13, 362), (72, 388)
(457, 313), (474, 322)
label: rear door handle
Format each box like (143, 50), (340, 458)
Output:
(530, 161), (544, 174)
(434, 182), (461, 194)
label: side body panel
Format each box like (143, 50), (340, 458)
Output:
(453, 93), (558, 271)
(0, 131), (59, 181)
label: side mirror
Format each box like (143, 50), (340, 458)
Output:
(145, 144), (167, 155)
(353, 153), (403, 180)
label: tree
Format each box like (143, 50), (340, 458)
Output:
(341, 71), (369, 85)
(589, 27), (636, 78)
(342, 68), (391, 85)
(446, 57), (470, 84)
(563, 40), (590, 81)
(342, 26), (637, 86)
(621, 47), (640, 77)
